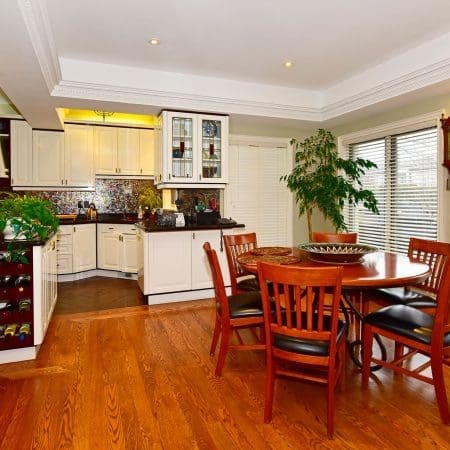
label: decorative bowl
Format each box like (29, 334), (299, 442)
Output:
(298, 243), (377, 264)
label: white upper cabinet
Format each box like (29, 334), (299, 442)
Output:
(95, 126), (154, 176)
(94, 126), (118, 175)
(139, 129), (154, 176)
(155, 111), (228, 187)
(10, 120), (33, 186)
(64, 124), (94, 187)
(33, 130), (65, 186)
(117, 128), (140, 174)
(32, 125), (94, 188)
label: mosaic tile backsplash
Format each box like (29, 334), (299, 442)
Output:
(19, 179), (221, 216)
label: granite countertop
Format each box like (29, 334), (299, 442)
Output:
(57, 214), (245, 231)
(57, 214), (140, 225)
(135, 222), (245, 233)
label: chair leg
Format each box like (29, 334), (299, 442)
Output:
(361, 324), (374, 388)
(209, 314), (221, 356)
(394, 342), (405, 365)
(339, 339), (346, 391)
(215, 326), (230, 377)
(264, 355), (275, 423)
(431, 355), (450, 424)
(327, 372), (336, 439)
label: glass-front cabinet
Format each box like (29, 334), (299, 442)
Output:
(156, 111), (228, 187)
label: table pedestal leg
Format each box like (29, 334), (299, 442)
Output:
(342, 290), (387, 371)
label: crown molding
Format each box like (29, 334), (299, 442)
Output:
(17, 0), (61, 93)
(323, 58), (450, 120)
(52, 80), (323, 121)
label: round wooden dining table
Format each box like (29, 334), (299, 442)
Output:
(237, 247), (431, 370)
(236, 247), (431, 289)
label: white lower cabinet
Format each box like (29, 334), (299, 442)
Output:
(33, 234), (58, 346)
(144, 229), (231, 295)
(56, 224), (96, 274)
(97, 224), (138, 273)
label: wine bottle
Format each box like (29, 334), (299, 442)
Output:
(15, 274), (31, 287)
(4, 323), (18, 337)
(18, 323), (31, 340)
(18, 298), (31, 312)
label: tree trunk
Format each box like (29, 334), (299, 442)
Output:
(306, 209), (313, 242)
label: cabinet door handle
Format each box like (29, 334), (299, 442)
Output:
(61, 179), (64, 184)
(192, 232), (195, 239)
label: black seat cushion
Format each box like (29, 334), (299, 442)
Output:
(375, 287), (436, 308)
(363, 304), (450, 346)
(273, 313), (347, 357)
(217, 291), (264, 319)
(236, 276), (259, 292)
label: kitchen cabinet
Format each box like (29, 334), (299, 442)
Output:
(33, 130), (65, 186)
(97, 223), (138, 273)
(33, 125), (94, 188)
(10, 120), (33, 186)
(155, 111), (228, 187)
(143, 228), (231, 296)
(64, 124), (94, 187)
(33, 234), (58, 346)
(56, 224), (96, 274)
(56, 226), (73, 274)
(95, 126), (154, 176)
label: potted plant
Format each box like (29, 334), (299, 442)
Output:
(0, 193), (59, 241)
(137, 186), (162, 219)
(281, 128), (379, 242)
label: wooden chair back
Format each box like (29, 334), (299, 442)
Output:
(407, 237), (450, 296)
(223, 232), (258, 294)
(312, 232), (358, 243)
(258, 262), (344, 354)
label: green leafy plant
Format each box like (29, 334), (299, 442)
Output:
(0, 193), (59, 241)
(137, 186), (162, 211)
(281, 129), (379, 241)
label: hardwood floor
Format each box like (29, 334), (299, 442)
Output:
(54, 276), (146, 314)
(0, 278), (449, 448)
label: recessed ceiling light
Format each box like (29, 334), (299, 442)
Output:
(148, 38), (160, 46)
(283, 61), (294, 68)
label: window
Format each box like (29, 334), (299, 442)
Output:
(339, 113), (441, 254)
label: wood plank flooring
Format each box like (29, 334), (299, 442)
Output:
(0, 278), (449, 448)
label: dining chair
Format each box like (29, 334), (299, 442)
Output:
(312, 232), (358, 244)
(311, 231), (358, 325)
(203, 242), (266, 376)
(257, 261), (347, 438)
(361, 241), (450, 424)
(223, 232), (260, 295)
(371, 237), (448, 310)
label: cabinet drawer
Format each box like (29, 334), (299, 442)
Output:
(57, 234), (72, 245)
(57, 243), (72, 254)
(98, 224), (120, 233)
(57, 255), (73, 274)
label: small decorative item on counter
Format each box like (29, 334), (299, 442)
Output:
(137, 186), (162, 214)
(209, 197), (217, 211)
(137, 205), (143, 220)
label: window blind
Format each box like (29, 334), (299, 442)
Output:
(226, 143), (291, 247)
(345, 127), (437, 254)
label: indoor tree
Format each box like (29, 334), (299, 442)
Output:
(281, 128), (379, 242)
